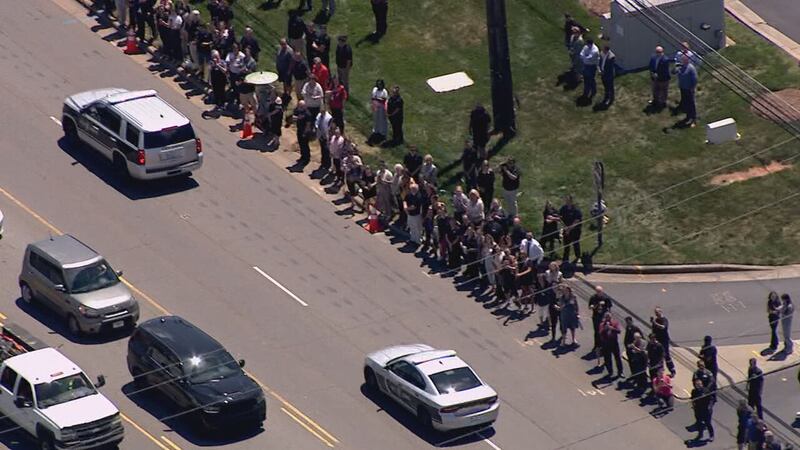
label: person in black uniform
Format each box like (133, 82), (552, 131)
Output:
(292, 100), (314, 165)
(699, 335), (718, 380)
(469, 104), (491, 158)
(559, 194), (582, 263)
(747, 358), (764, 419)
(691, 379), (715, 442)
(386, 86), (404, 145)
(651, 307), (676, 376)
(645, 333), (665, 387)
(541, 200), (560, 255)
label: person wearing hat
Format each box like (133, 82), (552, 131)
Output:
(335, 35), (353, 94)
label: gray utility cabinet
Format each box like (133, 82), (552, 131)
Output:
(600, 0), (725, 71)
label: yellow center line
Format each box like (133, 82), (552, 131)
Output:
(120, 278), (171, 315)
(281, 407), (334, 448)
(248, 372), (340, 444)
(0, 312), (7, 321)
(160, 435), (183, 450)
(0, 187), (63, 236)
(120, 413), (170, 450)
(0, 185), (341, 447)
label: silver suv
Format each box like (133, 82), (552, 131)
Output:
(18, 235), (140, 336)
(61, 88), (203, 180)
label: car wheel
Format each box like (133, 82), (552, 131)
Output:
(62, 118), (79, 145)
(38, 432), (55, 450)
(364, 367), (378, 392)
(67, 315), (82, 337)
(20, 283), (35, 304)
(113, 153), (131, 180)
(417, 407), (433, 430)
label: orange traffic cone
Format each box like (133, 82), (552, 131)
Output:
(123, 29), (139, 55)
(241, 114), (254, 139)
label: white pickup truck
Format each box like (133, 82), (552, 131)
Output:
(0, 323), (124, 449)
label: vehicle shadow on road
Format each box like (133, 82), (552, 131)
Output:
(359, 384), (492, 447)
(57, 138), (199, 200)
(0, 419), (36, 449)
(14, 298), (131, 345)
(121, 382), (264, 446)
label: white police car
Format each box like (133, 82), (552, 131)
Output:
(364, 344), (499, 431)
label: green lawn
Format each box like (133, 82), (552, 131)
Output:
(226, 0), (800, 265)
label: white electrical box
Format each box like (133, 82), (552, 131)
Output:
(706, 118), (739, 144)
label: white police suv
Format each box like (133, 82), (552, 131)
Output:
(62, 88), (203, 180)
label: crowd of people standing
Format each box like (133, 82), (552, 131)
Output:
(98, 3), (797, 446)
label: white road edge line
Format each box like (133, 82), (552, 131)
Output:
(478, 433), (503, 450)
(435, 425), (495, 447)
(252, 266), (309, 307)
(50, 116), (61, 126)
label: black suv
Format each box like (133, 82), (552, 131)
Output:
(127, 316), (266, 431)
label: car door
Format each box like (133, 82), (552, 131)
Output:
(94, 105), (123, 160)
(386, 361), (421, 412)
(13, 377), (37, 435)
(27, 253), (64, 314)
(78, 105), (107, 154)
(0, 366), (19, 423)
(41, 259), (69, 317)
(146, 345), (187, 406)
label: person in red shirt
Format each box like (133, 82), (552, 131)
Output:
(652, 367), (674, 410)
(311, 57), (330, 91)
(328, 76), (348, 134)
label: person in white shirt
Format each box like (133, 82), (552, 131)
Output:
(370, 79), (389, 143)
(329, 126), (345, 184)
(580, 38), (600, 99)
(302, 76), (324, 118)
(419, 154), (438, 187)
(465, 189), (485, 225)
(674, 41), (700, 68)
(167, 7), (183, 61)
(520, 232), (544, 266)
(225, 42), (245, 81)
(315, 109), (333, 170)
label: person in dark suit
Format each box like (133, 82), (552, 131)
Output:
(649, 46), (671, 108)
(599, 45), (616, 107)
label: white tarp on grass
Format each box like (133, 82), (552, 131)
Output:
(426, 72), (474, 93)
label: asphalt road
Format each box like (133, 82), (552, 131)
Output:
(0, 0), (729, 449)
(740, 0), (800, 45)
(596, 279), (800, 446)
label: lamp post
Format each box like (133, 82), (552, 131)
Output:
(486, 0), (516, 136)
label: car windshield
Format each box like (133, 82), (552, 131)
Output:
(429, 367), (482, 394)
(144, 124), (195, 148)
(65, 260), (119, 294)
(186, 350), (241, 384)
(35, 373), (97, 408)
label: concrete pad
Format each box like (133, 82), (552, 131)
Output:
(426, 72), (474, 93)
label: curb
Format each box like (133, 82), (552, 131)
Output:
(725, 0), (800, 62)
(579, 263), (774, 275)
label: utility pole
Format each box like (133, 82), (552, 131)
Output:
(486, 0), (516, 136)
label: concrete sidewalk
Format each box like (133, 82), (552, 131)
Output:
(726, 0), (800, 62)
(670, 341), (800, 399)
